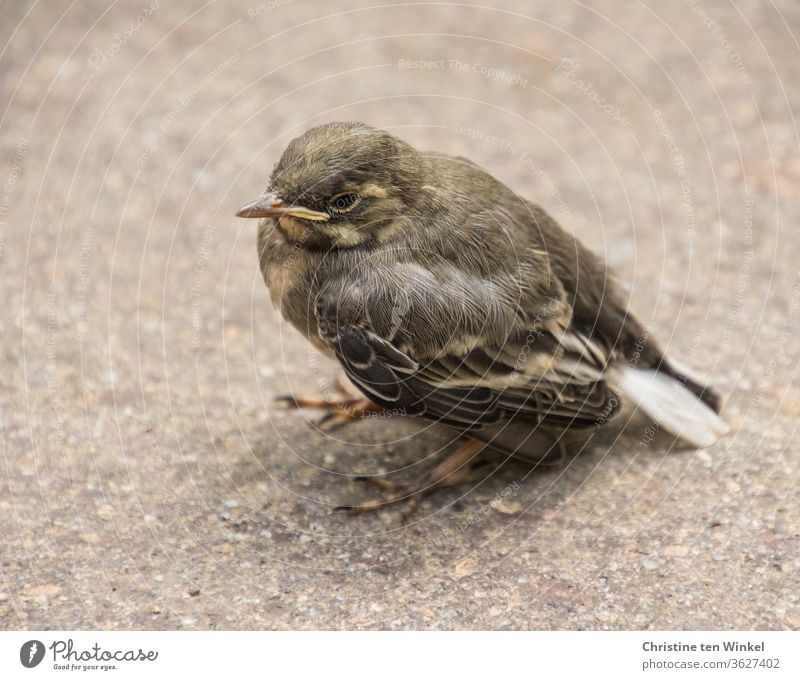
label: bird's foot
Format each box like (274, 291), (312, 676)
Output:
(275, 393), (386, 431)
(335, 438), (486, 522)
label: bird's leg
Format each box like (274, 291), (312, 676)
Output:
(337, 437), (486, 520)
(276, 374), (386, 431)
(276, 394), (386, 430)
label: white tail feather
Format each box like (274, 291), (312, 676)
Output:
(618, 368), (729, 448)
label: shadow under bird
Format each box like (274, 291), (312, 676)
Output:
(236, 122), (728, 512)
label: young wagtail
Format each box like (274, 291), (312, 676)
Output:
(237, 122), (728, 512)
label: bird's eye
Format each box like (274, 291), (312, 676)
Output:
(328, 193), (360, 213)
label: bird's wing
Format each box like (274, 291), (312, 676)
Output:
(315, 292), (620, 430)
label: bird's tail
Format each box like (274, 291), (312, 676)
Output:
(617, 363), (729, 448)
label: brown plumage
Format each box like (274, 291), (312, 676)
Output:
(237, 122), (728, 506)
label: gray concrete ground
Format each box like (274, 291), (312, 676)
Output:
(1, 0), (799, 629)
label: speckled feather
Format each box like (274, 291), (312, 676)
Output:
(255, 122), (722, 441)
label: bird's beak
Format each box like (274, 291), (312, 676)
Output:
(235, 192), (330, 221)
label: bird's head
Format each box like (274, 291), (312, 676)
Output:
(236, 122), (424, 248)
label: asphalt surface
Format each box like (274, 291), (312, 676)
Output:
(1, 0), (798, 629)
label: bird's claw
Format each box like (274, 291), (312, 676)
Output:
(333, 439), (486, 521)
(333, 477), (419, 523)
(274, 393), (385, 431)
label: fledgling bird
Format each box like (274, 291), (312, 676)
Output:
(236, 122), (728, 510)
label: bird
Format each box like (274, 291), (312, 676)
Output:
(236, 121), (728, 512)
